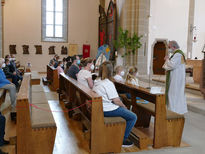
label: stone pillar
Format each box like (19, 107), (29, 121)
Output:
(187, 0), (195, 59)
(137, 0), (150, 74)
(0, 0), (2, 57)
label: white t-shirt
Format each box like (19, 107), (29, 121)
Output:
(127, 78), (139, 87)
(93, 79), (119, 112)
(77, 69), (92, 88)
(114, 74), (124, 83)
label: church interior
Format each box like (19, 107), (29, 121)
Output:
(0, 0), (205, 154)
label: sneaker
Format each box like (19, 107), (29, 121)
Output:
(10, 112), (16, 121)
(122, 140), (134, 148)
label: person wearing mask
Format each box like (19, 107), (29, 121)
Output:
(49, 54), (58, 66)
(93, 61), (137, 147)
(77, 58), (94, 89)
(66, 55), (80, 80)
(163, 40), (187, 114)
(0, 58), (17, 120)
(56, 61), (64, 78)
(3, 59), (20, 88)
(114, 66), (125, 83)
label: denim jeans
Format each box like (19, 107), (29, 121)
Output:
(0, 113), (6, 146)
(104, 107), (137, 141)
(1, 83), (16, 111)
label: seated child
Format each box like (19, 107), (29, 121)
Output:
(114, 66), (125, 83)
(126, 67), (148, 104)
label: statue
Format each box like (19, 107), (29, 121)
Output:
(22, 45), (29, 54)
(61, 46), (68, 55)
(48, 46), (55, 55)
(35, 45), (42, 54)
(9, 45), (17, 54)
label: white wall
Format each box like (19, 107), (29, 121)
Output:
(3, 0), (99, 72)
(148, 0), (189, 73)
(192, 0), (205, 59)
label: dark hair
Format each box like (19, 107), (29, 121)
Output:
(80, 58), (93, 67)
(5, 55), (10, 59)
(71, 55), (78, 63)
(58, 61), (62, 66)
(128, 67), (138, 75)
(98, 61), (113, 80)
(5, 58), (10, 63)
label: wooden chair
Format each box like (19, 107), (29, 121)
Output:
(17, 74), (56, 154)
(47, 65), (59, 91)
(114, 81), (185, 149)
(59, 73), (126, 154)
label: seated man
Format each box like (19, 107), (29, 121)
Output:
(3, 58), (21, 88)
(0, 58), (16, 120)
(0, 112), (9, 147)
(66, 55), (80, 80)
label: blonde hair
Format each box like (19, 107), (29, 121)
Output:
(126, 67), (138, 83)
(98, 61), (113, 80)
(80, 58), (93, 67)
(115, 66), (123, 74)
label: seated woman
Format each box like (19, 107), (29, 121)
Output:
(93, 61), (137, 147)
(114, 66), (125, 83)
(0, 58), (17, 120)
(56, 61), (64, 78)
(77, 58), (94, 89)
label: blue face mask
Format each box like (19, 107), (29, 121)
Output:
(76, 59), (80, 65)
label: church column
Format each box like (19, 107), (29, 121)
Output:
(187, 0), (195, 59)
(137, 0), (150, 74)
(0, 0), (2, 57)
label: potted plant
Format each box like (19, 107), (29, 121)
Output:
(114, 27), (142, 65)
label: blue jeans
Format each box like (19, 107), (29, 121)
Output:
(0, 112), (6, 146)
(104, 107), (137, 141)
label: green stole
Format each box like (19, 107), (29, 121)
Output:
(165, 50), (186, 105)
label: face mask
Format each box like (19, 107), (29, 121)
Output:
(9, 58), (12, 61)
(120, 71), (125, 76)
(76, 59), (80, 65)
(60, 64), (64, 67)
(168, 48), (174, 53)
(2, 63), (5, 68)
(90, 64), (95, 70)
(136, 72), (139, 77)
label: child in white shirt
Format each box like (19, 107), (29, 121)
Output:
(93, 61), (137, 148)
(77, 58), (94, 89)
(114, 66), (125, 83)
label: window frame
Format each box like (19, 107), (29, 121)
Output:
(42, 0), (68, 42)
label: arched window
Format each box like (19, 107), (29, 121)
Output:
(42, 0), (68, 42)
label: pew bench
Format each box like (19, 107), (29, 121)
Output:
(46, 65), (59, 91)
(17, 74), (56, 154)
(59, 73), (126, 154)
(114, 81), (185, 150)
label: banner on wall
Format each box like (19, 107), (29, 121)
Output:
(68, 44), (78, 56)
(83, 44), (90, 58)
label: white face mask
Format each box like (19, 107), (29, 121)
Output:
(120, 71), (125, 76)
(168, 48), (174, 53)
(60, 64), (64, 67)
(136, 72), (139, 77)
(90, 64), (95, 70)
(9, 58), (12, 61)
(2, 63), (6, 68)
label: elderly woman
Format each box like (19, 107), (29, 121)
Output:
(0, 58), (16, 120)
(93, 61), (137, 148)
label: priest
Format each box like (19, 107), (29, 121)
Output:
(163, 40), (188, 114)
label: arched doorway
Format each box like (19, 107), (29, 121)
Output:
(153, 41), (166, 75)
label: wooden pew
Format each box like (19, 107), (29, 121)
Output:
(113, 81), (185, 149)
(47, 65), (59, 91)
(59, 73), (126, 154)
(17, 73), (56, 154)
(31, 71), (41, 85)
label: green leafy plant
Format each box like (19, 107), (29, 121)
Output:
(114, 27), (142, 57)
